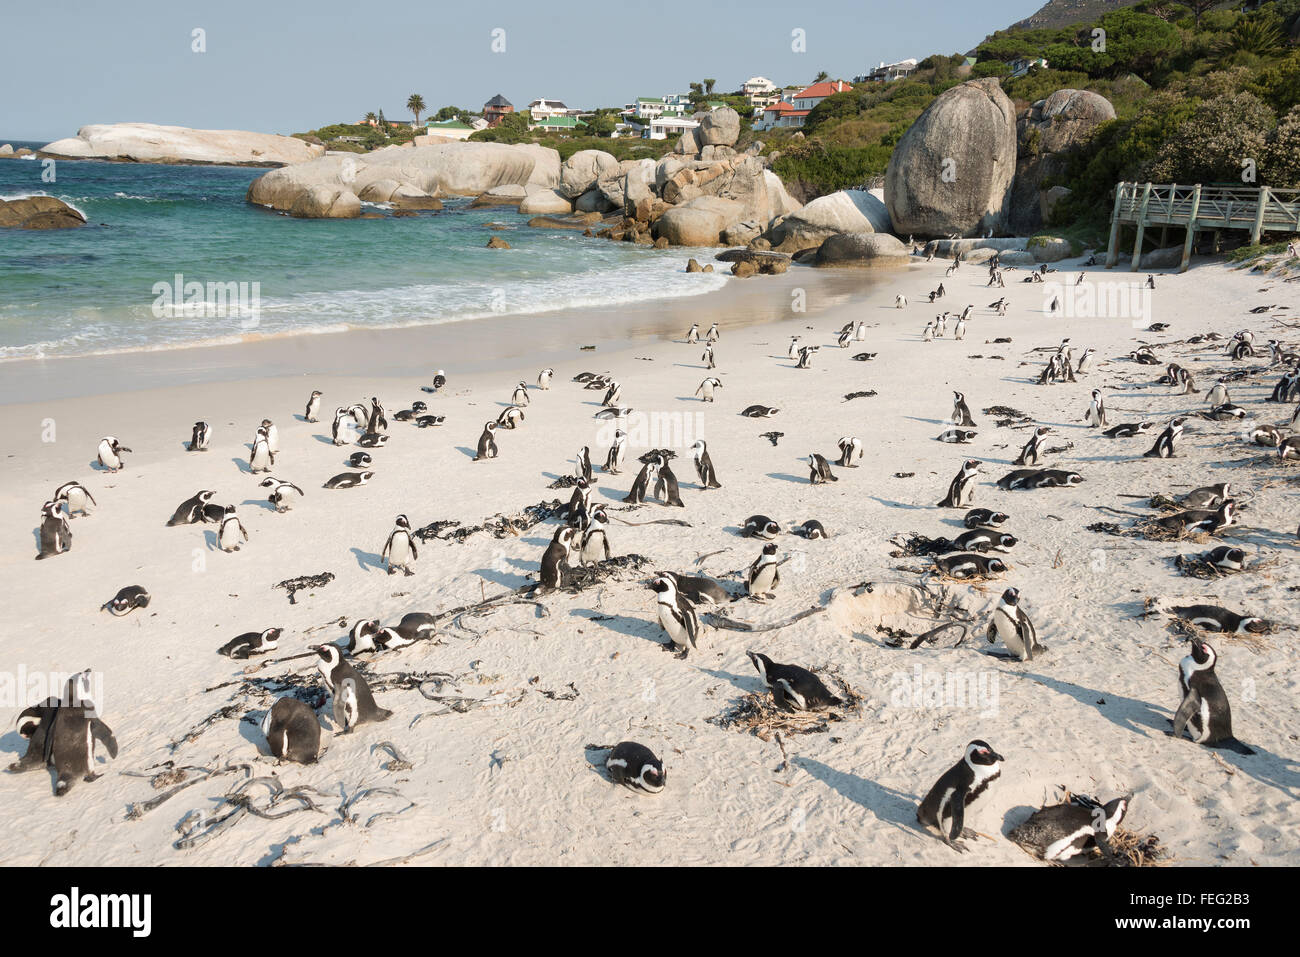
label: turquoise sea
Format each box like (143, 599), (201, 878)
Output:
(0, 141), (727, 361)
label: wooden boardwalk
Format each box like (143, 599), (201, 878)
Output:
(1105, 182), (1300, 272)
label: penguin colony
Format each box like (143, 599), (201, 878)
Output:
(11, 256), (1295, 868)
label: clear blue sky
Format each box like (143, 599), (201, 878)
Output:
(7, 0), (1043, 142)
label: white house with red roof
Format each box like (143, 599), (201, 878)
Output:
(790, 80), (852, 112)
(756, 80), (853, 130)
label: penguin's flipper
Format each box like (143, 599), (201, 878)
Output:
(1171, 691), (1201, 741)
(946, 796), (966, 845)
(90, 720), (118, 759)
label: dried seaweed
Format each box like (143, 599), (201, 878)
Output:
(708, 666), (862, 741)
(560, 553), (653, 592)
(415, 499), (567, 544)
(888, 532), (955, 558)
(844, 391), (878, 401)
(982, 405), (1032, 427)
(546, 475), (582, 489)
(273, 572), (335, 604)
(1086, 521), (1137, 537)
(412, 520), (462, 542)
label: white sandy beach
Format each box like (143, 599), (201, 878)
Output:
(1, 255), (1297, 867)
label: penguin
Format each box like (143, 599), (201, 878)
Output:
(415, 415), (445, 428)
(200, 501), (226, 523)
(837, 435), (863, 467)
(595, 405), (634, 420)
(512, 381), (531, 406)
(702, 343), (716, 368)
(742, 515), (781, 539)
(386, 612), (437, 645)
(1102, 421), (1154, 438)
(1199, 545), (1247, 571)
(623, 460), (657, 504)
(364, 400), (386, 435)
(964, 508), (1008, 529)
(102, 585), (150, 616)
(986, 587), (1044, 661)
(496, 405), (526, 429)
(1153, 500), (1236, 536)
(331, 407), (352, 445)
(922, 320), (935, 342)
(473, 422), (499, 461)
(934, 554), (1007, 579)
(796, 345), (817, 369)
(746, 541), (781, 598)
(605, 741), (666, 794)
(261, 418), (281, 452)
(649, 575), (700, 656)
(53, 481), (97, 518)
(939, 459), (980, 508)
(312, 644), (392, 731)
(538, 526), (576, 590)
(96, 436), (131, 472)
(686, 323), (699, 344)
(342, 619), (383, 654)
(787, 336), (801, 359)
(1170, 604), (1265, 634)
(704, 322), (719, 343)
(580, 505), (612, 563)
(348, 403), (369, 431)
(692, 439), (721, 489)
(601, 380), (623, 407)
(567, 478), (593, 525)
(538, 368), (553, 390)
(746, 651), (842, 711)
(836, 329), (852, 349)
(798, 519), (829, 540)
(1030, 469), (1084, 488)
(808, 452), (838, 485)
(603, 430), (628, 474)
(1143, 417), (1186, 458)
(304, 390), (323, 423)
(1207, 379), (1230, 408)
(1279, 435), (1300, 461)
(218, 506), (248, 552)
(954, 315), (967, 341)
(393, 402), (426, 422)
(382, 514), (419, 575)
(1015, 427), (1050, 466)
(188, 421), (212, 452)
(576, 445), (594, 483)
(35, 501), (71, 559)
(695, 377), (722, 402)
(166, 490), (217, 526)
(653, 461), (686, 507)
(1084, 389), (1107, 428)
(219, 627), (282, 659)
(430, 369), (448, 392)
(259, 477), (305, 512)
(953, 527), (1017, 552)
(347, 452), (373, 468)
(261, 697), (320, 765)
(1009, 794), (1131, 863)
(45, 672), (119, 796)
(1075, 347), (1095, 375)
(937, 429), (978, 444)
(951, 391), (976, 427)
(1182, 481), (1231, 508)
(916, 740), (1004, 852)
(356, 431), (389, 448)
(323, 470), (374, 489)
(854, 320), (867, 341)
(895, 294), (907, 308)
(741, 405), (780, 417)
(1248, 423), (1283, 447)
(1172, 638), (1254, 754)
(654, 570), (731, 605)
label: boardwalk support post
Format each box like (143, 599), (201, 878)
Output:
(1130, 183), (1152, 271)
(1180, 184), (1202, 274)
(1105, 182), (1125, 268)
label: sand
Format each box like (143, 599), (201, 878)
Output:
(1, 253), (1297, 867)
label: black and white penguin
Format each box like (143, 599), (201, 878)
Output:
(102, 584), (150, 616)
(623, 460), (657, 504)
(1143, 417), (1186, 458)
(331, 407), (352, 445)
(392, 401), (422, 423)
(1084, 389), (1107, 428)
(1010, 794), (1131, 863)
(1199, 545), (1247, 571)
(575, 445), (594, 483)
(603, 430), (628, 474)
(964, 508), (1008, 529)
(472, 422), (499, 462)
(512, 381), (531, 407)
(746, 541), (781, 598)
(46, 673), (118, 796)
(364, 400), (386, 435)
(261, 418), (281, 453)
(837, 435), (863, 467)
(567, 478), (593, 525)
(415, 414), (445, 429)
(356, 431), (388, 448)
(347, 452), (372, 469)
(538, 526), (576, 590)
(1155, 500), (1236, 536)
(1183, 481), (1232, 507)
(1248, 423), (1283, 447)
(649, 575), (700, 655)
(166, 490), (217, 526)
(743, 514), (781, 539)
(35, 501), (71, 560)
(323, 470), (374, 489)
(953, 527), (1017, 552)
(938, 459), (980, 508)
(741, 404), (780, 418)
(951, 391), (976, 427)
(605, 741), (666, 793)
(798, 519), (829, 539)
(1206, 378), (1230, 408)
(808, 452), (838, 485)
(937, 429), (978, 444)
(538, 368), (553, 390)
(304, 390), (323, 423)
(692, 439), (721, 489)
(1075, 347), (1095, 375)
(312, 644), (392, 731)
(654, 570), (731, 605)
(836, 329), (853, 349)
(96, 436), (131, 472)
(702, 343), (716, 368)
(601, 380), (623, 408)
(746, 651), (842, 711)
(259, 477), (305, 512)
(382, 514), (419, 575)
(916, 740), (1004, 852)
(430, 369), (448, 391)
(706, 322), (719, 343)
(933, 553), (1007, 579)
(1170, 603), (1265, 634)
(1172, 638), (1254, 754)
(1102, 421), (1154, 438)
(218, 506), (248, 552)
(986, 587), (1043, 661)
(53, 481), (97, 518)
(248, 426), (275, 473)
(1015, 427), (1050, 466)
(796, 345), (817, 369)
(219, 627), (282, 659)
(580, 505), (612, 563)
(188, 421), (212, 452)
(695, 376), (722, 402)
(653, 461), (686, 507)
(261, 698), (320, 765)
(686, 323), (699, 344)
(1279, 435), (1300, 461)
(496, 404), (526, 430)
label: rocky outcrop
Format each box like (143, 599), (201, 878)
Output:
(486, 235), (511, 249)
(512, 144), (561, 187)
(764, 171), (803, 219)
(1028, 236), (1072, 262)
(1010, 89), (1115, 234)
(655, 196), (744, 246)
(0, 144), (12, 156)
(884, 78), (1018, 237)
(41, 123), (323, 167)
(289, 186), (361, 219)
(519, 187), (574, 215)
(697, 108), (740, 147)
(766, 189), (890, 253)
(815, 232), (910, 267)
(559, 150), (619, 199)
(471, 184), (528, 207)
(0, 195), (87, 229)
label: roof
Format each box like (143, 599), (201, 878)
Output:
(529, 99), (568, 109)
(637, 97), (665, 104)
(763, 101), (795, 113)
(426, 119), (472, 130)
(532, 115), (585, 128)
(484, 94), (513, 108)
(792, 80), (853, 98)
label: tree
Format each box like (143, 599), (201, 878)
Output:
(703, 78), (716, 94)
(406, 93), (426, 127)
(364, 111), (377, 125)
(813, 70), (830, 83)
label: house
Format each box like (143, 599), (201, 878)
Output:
(860, 58), (918, 83)
(1009, 57), (1048, 78)
(755, 100), (808, 131)
(647, 113), (699, 140)
(483, 94), (514, 127)
(423, 118), (476, 141)
(789, 80), (852, 113)
(742, 76), (776, 95)
(529, 115), (586, 133)
(528, 98), (570, 121)
(635, 98), (666, 120)
(664, 93), (693, 111)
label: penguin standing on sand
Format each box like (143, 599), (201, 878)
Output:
(538, 526), (576, 590)
(364, 400), (386, 435)
(808, 452), (838, 484)
(567, 478), (593, 525)
(987, 587), (1044, 661)
(951, 392), (976, 427)
(692, 439), (721, 489)
(1015, 427), (1050, 466)
(576, 445), (594, 483)
(696, 377), (722, 401)
(312, 644), (392, 731)
(602, 380), (623, 408)
(650, 575), (700, 656)
(702, 343), (716, 369)
(1206, 378), (1230, 408)
(746, 541), (781, 599)
(331, 408), (352, 446)
(382, 514), (419, 576)
(538, 368), (553, 390)
(916, 740), (1004, 852)
(249, 426), (275, 473)
(580, 505), (612, 563)
(1144, 417), (1185, 458)
(623, 459), (657, 504)
(166, 489), (217, 526)
(706, 322), (719, 343)
(686, 323), (699, 344)
(1075, 348), (1095, 375)
(261, 418), (281, 453)
(35, 501), (72, 559)
(787, 336), (801, 358)
(1084, 390), (1107, 428)
(855, 320), (867, 341)
(218, 505), (248, 552)
(261, 698), (320, 764)
(939, 460), (980, 508)
(304, 390), (323, 423)
(603, 430), (628, 474)
(837, 435), (863, 468)
(188, 421), (212, 452)
(512, 381), (530, 406)
(473, 422), (499, 461)
(259, 477), (304, 512)
(796, 345), (817, 369)
(96, 437), (131, 472)
(53, 481), (97, 518)
(1172, 638), (1254, 755)
(653, 460), (686, 507)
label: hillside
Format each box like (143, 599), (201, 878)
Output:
(1010, 0), (1142, 30)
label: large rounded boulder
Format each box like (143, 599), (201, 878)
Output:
(815, 232), (910, 267)
(656, 196), (744, 246)
(0, 195), (87, 229)
(697, 108), (740, 147)
(559, 150), (619, 199)
(884, 78), (1017, 238)
(767, 189), (890, 253)
(1009, 89), (1115, 234)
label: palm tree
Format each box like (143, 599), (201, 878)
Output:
(813, 70), (830, 84)
(406, 93), (426, 128)
(364, 111), (377, 126)
(703, 78), (716, 94)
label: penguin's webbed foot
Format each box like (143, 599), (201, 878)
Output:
(404, 568), (415, 577)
